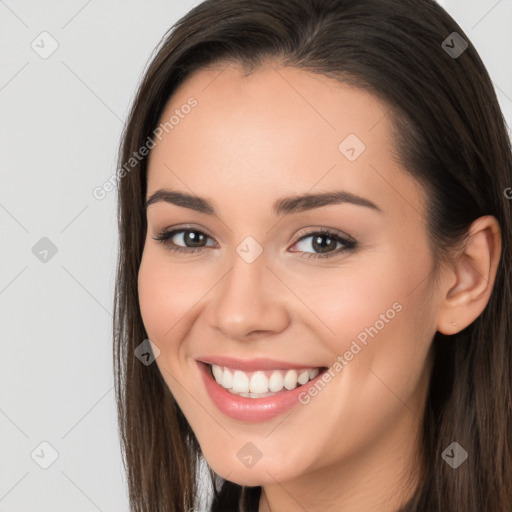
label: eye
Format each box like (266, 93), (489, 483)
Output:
(290, 229), (357, 259)
(153, 227), (216, 254)
(153, 226), (358, 259)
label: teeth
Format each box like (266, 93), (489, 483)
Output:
(249, 371), (268, 394)
(210, 364), (322, 397)
(269, 370), (284, 392)
(230, 390), (276, 398)
(222, 368), (233, 389)
(298, 370), (310, 385)
(284, 369), (298, 390)
(212, 365), (223, 382)
(232, 370), (249, 393)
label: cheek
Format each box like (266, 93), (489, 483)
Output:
(288, 261), (406, 358)
(299, 241), (435, 374)
(137, 246), (206, 341)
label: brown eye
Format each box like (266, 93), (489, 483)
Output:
(291, 229), (357, 259)
(153, 228), (215, 253)
(311, 234), (338, 253)
(179, 230), (207, 247)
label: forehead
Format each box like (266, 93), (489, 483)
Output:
(146, 62), (426, 221)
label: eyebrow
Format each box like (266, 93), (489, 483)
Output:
(145, 188), (383, 215)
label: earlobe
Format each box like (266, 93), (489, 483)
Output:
(436, 215), (501, 335)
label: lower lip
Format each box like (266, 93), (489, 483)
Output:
(198, 362), (325, 422)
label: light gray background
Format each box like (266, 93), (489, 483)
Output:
(1, 1), (511, 510)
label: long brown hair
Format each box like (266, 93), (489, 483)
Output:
(113, 0), (512, 510)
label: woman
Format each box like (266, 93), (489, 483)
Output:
(113, 0), (512, 510)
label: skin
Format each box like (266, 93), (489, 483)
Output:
(138, 61), (501, 512)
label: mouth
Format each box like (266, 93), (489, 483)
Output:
(196, 358), (328, 422)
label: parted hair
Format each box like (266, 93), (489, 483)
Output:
(113, 1), (512, 510)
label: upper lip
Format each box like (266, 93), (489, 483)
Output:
(197, 356), (323, 372)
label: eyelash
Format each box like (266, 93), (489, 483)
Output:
(153, 226), (358, 260)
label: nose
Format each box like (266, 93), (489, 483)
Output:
(209, 250), (290, 340)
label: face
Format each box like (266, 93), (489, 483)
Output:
(138, 62), (441, 487)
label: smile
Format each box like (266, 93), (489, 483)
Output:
(197, 357), (328, 422)
(211, 365), (321, 398)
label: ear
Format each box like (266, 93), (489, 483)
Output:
(436, 215), (502, 335)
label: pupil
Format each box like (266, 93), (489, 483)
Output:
(313, 235), (335, 253)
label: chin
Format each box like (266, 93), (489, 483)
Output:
(201, 445), (310, 487)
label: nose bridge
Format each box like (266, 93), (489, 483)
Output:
(210, 241), (289, 338)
